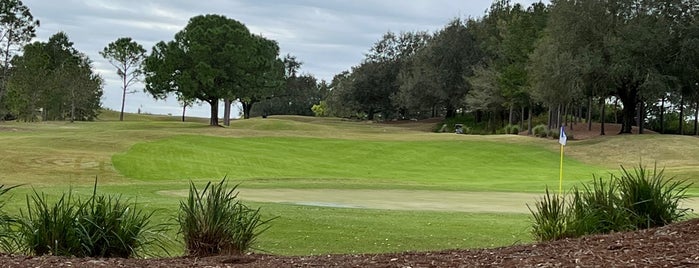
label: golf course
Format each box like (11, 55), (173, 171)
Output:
(1, 111), (698, 256)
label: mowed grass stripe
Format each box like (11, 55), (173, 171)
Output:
(112, 136), (603, 191)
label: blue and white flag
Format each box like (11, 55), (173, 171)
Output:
(559, 126), (567, 146)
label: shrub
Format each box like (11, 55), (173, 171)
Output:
(615, 165), (691, 229)
(17, 181), (169, 257)
(178, 178), (273, 256)
(503, 124), (521, 135)
(532, 124), (548, 137)
(528, 188), (567, 241)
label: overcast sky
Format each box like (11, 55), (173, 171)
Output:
(24, 0), (542, 118)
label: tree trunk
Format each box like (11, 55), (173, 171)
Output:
(660, 96), (665, 134)
(547, 106), (552, 130)
(556, 104), (562, 128)
(119, 77), (127, 121)
(520, 106), (525, 131)
(638, 101), (644, 134)
(242, 101), (254, 119)
(508, 105), (514, 126)
(587, 97), (593, 131)
(367, 108), (375, 121)
(600, 97), (606, 136)
(527, 105), (533, 135)
(445, 105), (456, 119)
(694, 101), (698, 136)
(182, 105), (186, 122)
(679, 95), (685, 135)
(223, 99), (231, 126)
(613, 98), (619, 124)
(617, 85), (638, 134)
(208, 99), (219, 126)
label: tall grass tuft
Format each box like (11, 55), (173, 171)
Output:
(0, 185), (20, 253)
(529, 165), (692, 242)
(615, 165), (691, 229)
(566, 178), (633, 237)
(528, 188), (567, 241)
(178, 178), (273, 256)
(17, 179), (170, 257)
(18, 189), (83, 256)
(77, 181), (171, 258)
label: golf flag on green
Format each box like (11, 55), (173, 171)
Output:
(559, 126), (566, 193)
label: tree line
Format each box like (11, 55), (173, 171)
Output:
(319, 0), (699, 135)
(2, 0), (697, 134)
(0, 0), (103, 122)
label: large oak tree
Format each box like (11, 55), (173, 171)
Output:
(144, 14), (271, 126)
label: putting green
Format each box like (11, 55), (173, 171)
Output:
(158, 188), (699, 214)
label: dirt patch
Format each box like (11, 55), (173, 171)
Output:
(525, 122), (658, 140)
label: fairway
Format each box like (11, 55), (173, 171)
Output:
(2, 114), (698, 256)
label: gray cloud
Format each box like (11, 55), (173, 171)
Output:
(23, 0), (544, 118)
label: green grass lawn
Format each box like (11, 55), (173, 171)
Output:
(112, 135), (602, 192)
(1, 111), (697, 256)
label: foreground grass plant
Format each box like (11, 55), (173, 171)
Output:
(16, 180), (169, 257)
(616, 165), (692, 229)
(528, 188), (566, 241)
(530, 165), (692, 241)
(0, 185), (20, 253)
(178, 178), (273, 256)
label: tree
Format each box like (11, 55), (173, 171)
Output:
(100, 37), (146, 121)
(0, 0), (39, 118)
(236, 34), (284, 119)
(541, 0), (676, 134)
(427, 19), (482, 118)
(143, 14), (253, 126)
(7, 32), (102, 122)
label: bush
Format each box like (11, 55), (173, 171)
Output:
(178, 178), (273, 256)
(532, 124), (548, 137)
(17, 181), (169, 257)
(503, 124), (521, 135)
(529, 165), (692, 242)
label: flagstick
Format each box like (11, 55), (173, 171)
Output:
(559, 144), (564, 194)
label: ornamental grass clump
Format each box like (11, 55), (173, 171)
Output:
(529, 165), (692, 242)
(565, 178), (634, 237)
(528, 188), (567, 241)
(177, 178), (273, 256)
(16, 180), (169, 257)
(0, 185), (20, 253)
(615, 165), (691, 229)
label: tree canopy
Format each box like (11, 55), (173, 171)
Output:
(143, 14), (283, 126)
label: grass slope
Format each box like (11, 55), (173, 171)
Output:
(113, 136), (602, 192)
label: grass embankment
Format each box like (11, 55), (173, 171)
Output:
(1, 111), (697, 256)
